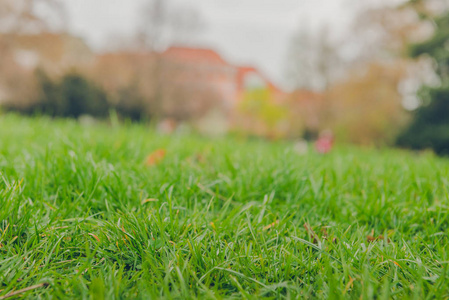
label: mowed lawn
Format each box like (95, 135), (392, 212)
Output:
(1, 115), (449, 299)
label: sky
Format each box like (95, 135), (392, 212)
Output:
(63, 0), (397, 87)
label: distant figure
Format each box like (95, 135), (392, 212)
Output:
(315, 130), (334, 154)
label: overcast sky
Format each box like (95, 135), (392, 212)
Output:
(64, 0), (399, 87)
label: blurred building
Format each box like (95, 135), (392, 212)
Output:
(92, 51), (156, 103)
(161, 47), (237, 109)
(90, 46), (285, 119)
(0, 34), (287, 129)
(160, 46), (285, 110)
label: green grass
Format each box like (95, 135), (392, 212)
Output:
(1, 114), (449, 299)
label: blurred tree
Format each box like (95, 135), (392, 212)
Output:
(5, 71), (110, 118)
(237, 87), (288, 138)
(328, 62), (409, 145)
(397, 1), (449, 154)
(0, 0), (66, 101)
(285, 89), (326, 139)
(35, 69), (65, 116)
(287, 0), (437, 145)
(349, 3), (432, 62)
(137, 0), (204, 51)
(137, 0), (167, 52)
(135, 0), (205, 120)
(60, 73), (109, 118)
(0, 0), (66, 62)
(90, 52), (155, 117)
(0, 0), (65, 34)
(285, 25), (343, 139)
(115, 83), (148, 122)
(285, 25), (343, 91)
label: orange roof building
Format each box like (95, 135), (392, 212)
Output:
(162, 47), (229, 65)
(160, 46), (284, 109)
(161, 46), (237, 109)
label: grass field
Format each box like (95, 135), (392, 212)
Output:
(1, 115), (449, 299)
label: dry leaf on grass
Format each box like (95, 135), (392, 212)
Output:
(141, 198), (158, 205)
(88, 233), (100, 242)
(145, 149), (166, 166)
(0, 283), (49, 300)
(304, 223), (320, 245)
(303, 224), (338, 244)
(367, 235), (390, 243)
(263, 220), (279, 231)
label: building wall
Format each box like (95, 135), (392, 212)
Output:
(161, 47), (238, 111)
(160, 47), (284, 112)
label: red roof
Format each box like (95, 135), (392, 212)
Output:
(162, 46), (284, 97)
(162, 46), (229, 65)
(237, 66), (282, 94)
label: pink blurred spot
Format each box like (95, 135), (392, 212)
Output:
(315, 131), (334, 154)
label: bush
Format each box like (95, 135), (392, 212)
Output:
(397, 11), (449, 155)
(115, 85), (149, 122)
(4, 70), (110, 118)
(36, 70), (66, 117)
(59, 73), (109, 118)
(396, 85), (449, 155)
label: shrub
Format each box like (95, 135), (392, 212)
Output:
(59, 73), (109, 118)
(115, 85), (149, 122)
(397, 11), (449, 155)
(396, 85), (449, 155)
(4, 70), (110, 118)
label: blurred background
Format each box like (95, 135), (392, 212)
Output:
(1, 0), (448, 153)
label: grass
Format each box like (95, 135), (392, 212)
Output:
(1, 114), (449, 299)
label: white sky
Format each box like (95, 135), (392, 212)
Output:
(64, 0), (400, 87)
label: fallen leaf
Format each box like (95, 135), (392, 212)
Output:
(343, 275), (355, 295)
(321, 227), (329, 237)
(88, 233), (100, 242)
(0, 283), (49, 300)
(392, 260), (402, 268)
(195, 153), (206, 164)
(366, 235), (376, 242)
(304, 223), (319, 245)
(367, 235), (390, 243)
(145, 149), (166, 166)
(263, 220), (279, 231)
(141, 198), (159, 205)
